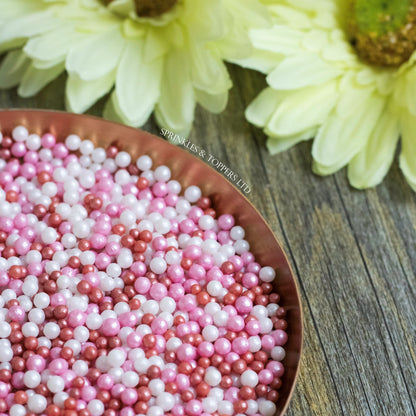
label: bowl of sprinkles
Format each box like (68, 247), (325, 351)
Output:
(0, 110), (302, 416)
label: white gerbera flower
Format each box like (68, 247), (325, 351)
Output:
(0, 0), (270, 135)
(242, 0), (416, 190)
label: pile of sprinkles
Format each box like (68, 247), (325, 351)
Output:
(0, 126), (288, 416)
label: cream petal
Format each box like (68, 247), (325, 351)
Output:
(404, 69), (416, 115)
(32, 57), (64, 70)
(232, 49), (281, 73)
(18, 62), (65, 97)
(224, 0), (270, 29)
(24, 25), (87, 62)
(0, 0), (44, 19)
(348, 110), (399, 189)
(312, 159), (346, 176)
(189, 40), (231, 95)
(250, 26), (301, 55)
(399, 112), (416, 190)
(312, 92), (385, 169)
(155, 50), (195, 135)
(143, 30), (168, 63)
(115, 38), (162, 126)
(266, 54), (341, 90)
(66, 71), (115, 114)
(0, 10), (59, 53)
(266, 127), (316, 155)
(267, 5), (312, 29)
(266, 80), (338, 136)
(0, 50), (29, 88)
(215, 23), (253, 61)
(245, 87), (282, 128)
(66, 26), (125, 81)
(195, 89), (228, 114)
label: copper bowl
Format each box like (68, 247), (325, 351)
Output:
(0, 109), (303, 415)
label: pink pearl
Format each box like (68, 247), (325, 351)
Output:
(177, 294), (197, 312)
(152, 236), (168, 251)
(171, 404), (185, 416)
(183, 245), (201, 260)
(26, 355), (45, 372)
(198, 314), (213, 328)
(165, 193), (178, 206)
(188, 264), (206, 280)
(90, 233), (107, 250)
(24, 151), (38, 164)
(227, 315), (245, 332)
(167, 264), (184, 283)
(155, 335), (166, 353)
(232, 337), (249, 354)
(176, 374), (190, 390)
(261, 334), (275, 350)
(119, 312), (138, 328)
(11, 373), (24, 389)
(97, 374), (114, 390)
(179, 219), (195, 234)
(101, 318), (120, 336)
(246, 320), (261, 336)
(185, 399), (203, 416)
(258, 369), (274, 384)
(151, 317), (168, 335)
(111, 384), (126, 398)
(126, 332), (141, 348)
(8, 306), (25, 322)
(68, 310), (86, 327)
(242, 272), (258, 289)
(169, 283), (185, 300)
(11, 142), (26, 157)
(218, 214), (235, 230)
(177, 343), (197, 361)
(49, 358), (68, 375)
(105, 241), (120, 256)
(149, 282), (168, 301)
(121, 388), (138, 405)
(134, 277), (151, 294)
(235, 296), (253, 314)
(272, 329), (288, 346)
(41, 133), (56, 148)
(214, 338), (231, 355)
(52, 143), (68, 158)
(197, 341), (215, 358)
(81, 386), (97, 401)
(152, 182), (168, 197)
(224, 386), (239, 403)
(206, 266), (223, 282)
(161, 368), (176, 383)
(247, 262), (261, 274)
(95, 253), (111, 270)
(0, 382), (9, 399)
(120, 408), (135, 416)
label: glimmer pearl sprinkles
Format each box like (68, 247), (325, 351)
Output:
(0, 126), (289, 416)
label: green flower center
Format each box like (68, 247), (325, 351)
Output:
(102, 0), (178, 17)
(348, 0), (416, 67)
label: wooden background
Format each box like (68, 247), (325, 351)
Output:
(1, 65), (416, 416)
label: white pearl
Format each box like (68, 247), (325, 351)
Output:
(79, 169), (95, 189)
(136, 155), (152, 170)
(92, 148), (106, 163)
(74, 326), (90, 343)
(12, 126), (28, 141)
(147, 406), (164, 416)
(154, 165), (171, 182)
(205, 302), (221, 316)
(246, 399), (259, 415)
(43, 322), (60, 339)
(10, 404), (26, 416)
(114, 169), (130, 186)
(271, 346), (286, 361)
(65, 134), (82, 150)
(205, 367), (221, 386)
(73, 360), (89, 376)
(142, 300), (159, 315)
(117, 248), (133, 269)
(106, 263), (121, 278)
(28, 308), (45, 325)
(260, 317), (273, 334)
(208, 387), (224, 401)
(121, 371), (139, 387)
(22, 322), (39, 337)
(156, 392), (175, 411)
(87, 399), (105, 416)
(150, 257), (167, 274)
(213, 310), (228, 327)
(202, 397), (218, 413)
(241, 369), (259, 387)
(199, 215), (215, 230)
(108, 367), (124, 383)
(207, 280), (223, 297)
(18, 296), (32, 312)
(259, 266), (276, 282)
(176, 199), (191, 215)
(258, 399), (277, 416)
(47, 375), (65, 393)
(34, 292), (50, 309)
(108, 349), (126, 367)
(114, 302), (130, 315)
(149, 379), (165, 395)
(28, 394), (47, 413)
(184, 185), (201, 203)
(252, 305), (268, 319)
(53, 167), (68, 182)
(234, 239), (250, 254)
(160, 297), (176, 313)
(166, 337), (182, 351)
(248, 336), (262, 353)
(79, 140), (94, 155)
(53, 391), (69, 406)
(24, 370), (41, 388)
(65, 339), (81, 355)
(165, 250), (180, 265)
(218, 400), (233, 415)
(80, 251), (95, 265)
(115, 151), (131, 167)
(39, 148), (53, 162)
(95, 355), (110, 372)
(41, 227), (57, 244)
(120, 209), (136, 227)
(167, 180), (181, 194)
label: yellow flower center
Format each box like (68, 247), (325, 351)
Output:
(102, 0), (178, 17)
(348, 0), (416, 67)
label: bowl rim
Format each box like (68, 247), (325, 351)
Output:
(0, 108), (303, 415)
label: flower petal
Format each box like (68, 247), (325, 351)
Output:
(18, 62), (65, 97)
(188, 40), (231, 95)
(399, 112), (416, 190)
(155, 50), (195, 135)
(0, 50), (29, 88)
(312, 92), (385, 171)
(66, 70), (115, 114)
(0, 10), (59, 53)
(266, 80), (338, 136)
(24, 24), (87, 62)
(250, 25), (302, 55)
(66, 26), (125, 81)
(115, 38), (162, 126)
(266, 127), (317, 154)
(195, 89), (228, 114)
(245, 87), (282, 128)
(266, 54), (342, 90)
(348, 110), (399, 188)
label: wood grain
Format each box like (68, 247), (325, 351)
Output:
(1, 65), (416, 416)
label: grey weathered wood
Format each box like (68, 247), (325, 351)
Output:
(1, 64), (416, 416)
